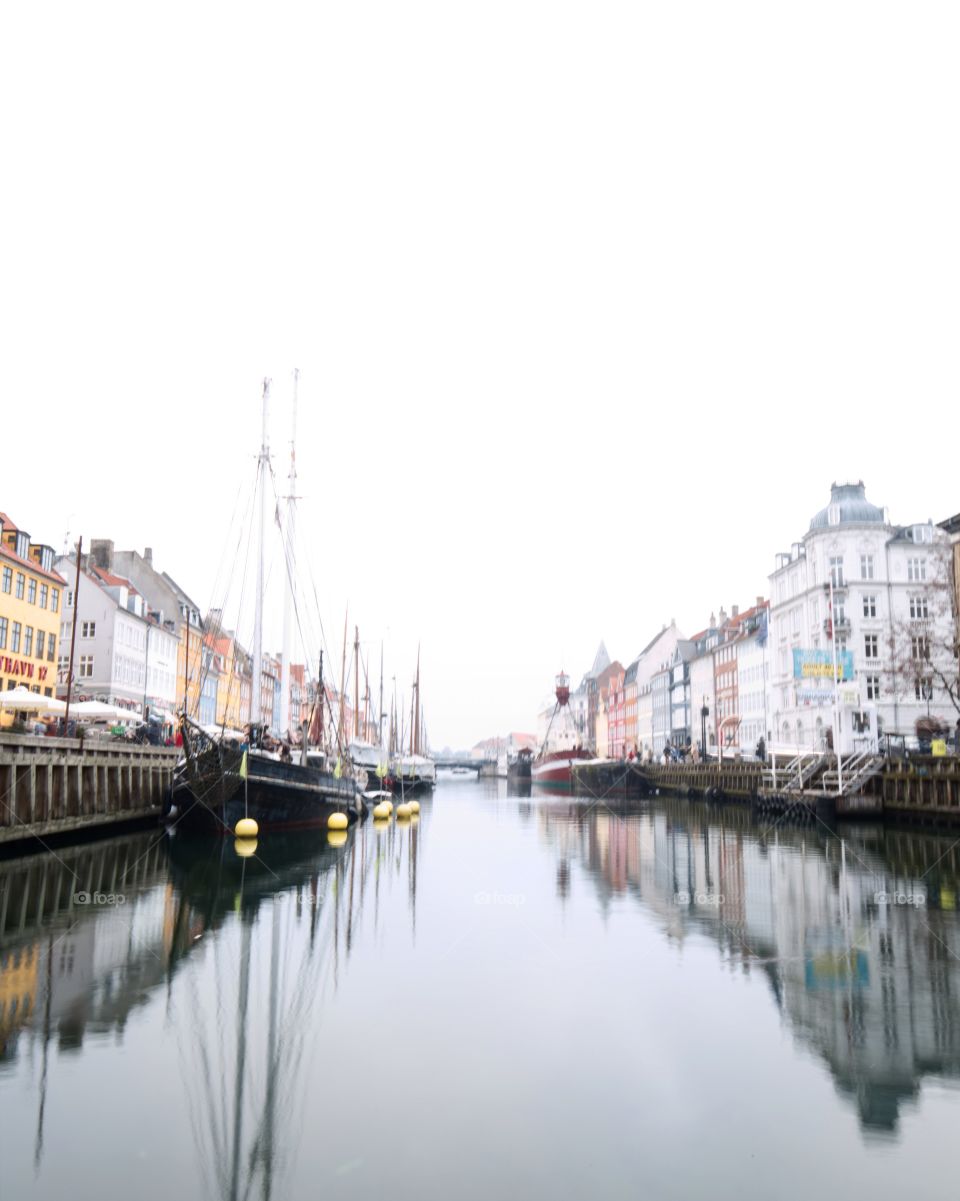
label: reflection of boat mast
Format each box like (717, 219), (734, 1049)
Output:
(262, 898), (280, 1201)
(229, 908), (253, 1201)
(34, 929), (55, 1169)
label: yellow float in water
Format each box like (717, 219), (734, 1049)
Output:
(373, 801), (392, 820)
(328, 811), (349, 830)
(327, 829), (348, 848)
(408, 800), (420, 814)
(235, 817), (259, 838)
(234, 837), (258, 858)
(396, 802), (412, 819)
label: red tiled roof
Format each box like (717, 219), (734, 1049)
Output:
(90, 564), (137, 591)
(0, 540), (66, 585)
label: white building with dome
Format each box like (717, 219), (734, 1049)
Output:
(767, 481), (956, 753)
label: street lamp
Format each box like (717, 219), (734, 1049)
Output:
(701, 698), (709, 761)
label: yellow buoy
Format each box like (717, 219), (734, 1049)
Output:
(396, 802), (412, 819)
(327, 829), (348, 848)
(373, 801), (391, 820)
(235, 817), (259, 838)
(408, 800), (420, 814)
(328, 812), (349, 831)
(234, 837), (258, 858)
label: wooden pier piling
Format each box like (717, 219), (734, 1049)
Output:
(0, 733), (179, 846)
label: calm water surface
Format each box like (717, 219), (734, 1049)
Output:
(3, 778), (960, 1199)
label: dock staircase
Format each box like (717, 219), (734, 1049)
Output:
(820, 750), (886, 797)
(760, 754), (828, 798)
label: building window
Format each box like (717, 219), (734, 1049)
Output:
(866, 674), (881, 700)
(862, 595), (876, 618)
(860, 555), (874, 580)
(12, 622), (21, 653)
(51, 589), (60, 613)
(47, 635), (55, 662)
(915, 677), (933, 701)
(24, 627), (33, 656)
(1, 566), (10, 593)
(36, 630), (45, 659)
(911, 635), (930, 661)
(27, 578), (37, 604)
(907, 557), (926, 582)
(81, 621), (96, 639)
(829, 556), (844, 587)
(39, 583), (48, 608)
(864, 634), (878, 659)
(909, 595), (928, 620)
(0, 617), (6, 650)
(79, 655), (94, 678)
(15, 572), (24, 599)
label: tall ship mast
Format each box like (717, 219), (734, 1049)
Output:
(171, 377), (364, 833)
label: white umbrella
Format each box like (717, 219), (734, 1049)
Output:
(70, 700), (127, 721)
(0, 686), (59, 712)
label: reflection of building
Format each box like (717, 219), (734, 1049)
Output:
(541, 799), (960, 1134)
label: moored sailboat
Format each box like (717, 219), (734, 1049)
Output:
(391, 649), (436, 793)
(171, 377), (364, 833)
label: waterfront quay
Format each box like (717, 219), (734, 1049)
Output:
(0, 733), (177, 846)
(573, 753), (960, 825)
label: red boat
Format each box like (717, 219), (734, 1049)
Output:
(532, 672), (593, 787)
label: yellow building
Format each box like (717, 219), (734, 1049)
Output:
(206, 624), (252, 731)
(0, 512), (65, 721)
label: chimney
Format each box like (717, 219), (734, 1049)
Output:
(732, 605), (739, 619)
(719, 607), (728, 625)
(756, 596), (764, 608)
(90, 539), (114, 571)
(144, 547), (153, 566)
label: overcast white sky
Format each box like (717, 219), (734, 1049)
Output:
(3, 2), (958, 749)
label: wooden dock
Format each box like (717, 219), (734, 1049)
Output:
(571, 755), (960, 825)
(0, 733), (179, 846)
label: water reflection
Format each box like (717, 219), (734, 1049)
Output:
(0, 811), (424, 1198)
(538, 799), (960, 1136)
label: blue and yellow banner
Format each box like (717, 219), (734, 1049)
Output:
(792, 648), (854, 682)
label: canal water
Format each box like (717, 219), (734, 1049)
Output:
(2, 778), (960, 1200)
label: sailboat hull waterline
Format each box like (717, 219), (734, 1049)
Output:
(170, 727), (364, 834)
(390, 754), (437, 794)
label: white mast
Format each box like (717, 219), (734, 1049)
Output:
(251, 378), (270, 725)
(280, 369), (298, 738)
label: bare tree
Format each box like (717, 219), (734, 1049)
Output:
(886, 543), (960, 733)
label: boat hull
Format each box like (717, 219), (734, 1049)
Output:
(532, 751), (593, 788)
(170, 753), (362, 834)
